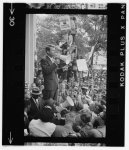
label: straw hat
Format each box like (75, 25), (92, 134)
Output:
(31, 87), (41, 95)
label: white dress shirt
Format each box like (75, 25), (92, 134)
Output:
(29, 119), (56, 137)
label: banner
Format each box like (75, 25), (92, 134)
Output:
(77, 59), (88, 71)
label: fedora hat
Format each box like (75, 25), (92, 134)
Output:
(31, 87), (41, 95)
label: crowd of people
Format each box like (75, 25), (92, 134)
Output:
(24, 45), (106, 138)
(24, 77), (106, 137)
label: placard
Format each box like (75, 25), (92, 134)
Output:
(77, 59), (88, 71)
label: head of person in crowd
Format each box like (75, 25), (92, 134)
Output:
(31, 82), (36, 89)
(92, 113), (106, 129)
(94, 103), (104, 115)
(100, 98), (106, 106)
(74, 86), (78, 92)
(89, 102), (103, 115)
(25, 81), (29, 93)
(35, 79), (43, 89)
(45, 98), (55, 108)
(60, 42), (68, 51)
(39, 106), (54, 123)
(81, 86), (88, 95)
(36, 70), (43, 80)
(74, 101), (84, 112)
(24, 89), (31, 100)
(99, 111), (106, 122)
(74, 110), (92, 127)
(92, 110), (106, 128)
(31, 87), (42, 100)
(72, 90), (78, 99)
(81, 95), (88, 104)
(60, 109), (69, 119)
(72, 123), (82, 133)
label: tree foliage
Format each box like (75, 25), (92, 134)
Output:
(36, 14), (107, 61)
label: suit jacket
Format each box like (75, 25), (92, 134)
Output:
(41, 55), (58, 91)
(28, 97), (40, 122)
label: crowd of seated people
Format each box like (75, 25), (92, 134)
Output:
(24, 75), (106, 138)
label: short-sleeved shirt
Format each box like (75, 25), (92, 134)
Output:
(29, 119), (56, 137)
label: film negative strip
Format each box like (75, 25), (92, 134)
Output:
(2, 3), (126, 146)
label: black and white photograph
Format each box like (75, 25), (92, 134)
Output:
(24, 13), (107, 139)
(2, 2), (126, 147)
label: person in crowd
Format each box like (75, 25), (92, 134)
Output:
(28, 87), (41, 121)
(40, 45), (60, 101)
(30, 83), (37, 91)
(24, 99), (31, 136)
(52, 112), (78, 137)
(56, 42), (68, 80)
(29, 106), (56, 137)
(92, 114), (106, 138)
(39, 91), (67, 125)
(92, 111), (106, 128)
(90, 102), (104, 116)
(80, 111), (106, 138)
(71, 58), (78, 81)
(70, 16), (77, 43)
(77, 110), (102, 138)
(35, 70), (44, 89)
(24, 89), (31, 101)
(75, 110), (93, 129)
(80, 126), (105, 138)
(57, 60), (67, 80)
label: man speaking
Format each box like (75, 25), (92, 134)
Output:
(40, 45), (60, 101)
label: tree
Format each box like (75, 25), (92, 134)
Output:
(36, 14), (107, 63)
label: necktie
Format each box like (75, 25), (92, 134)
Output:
(35, 99), (39, 108)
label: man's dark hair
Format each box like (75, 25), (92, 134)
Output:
(45, 46), (51, 53)
(72, 17), (76, 21)
(39, 107), (54, 122)
(60, 109), (69, 118)
(80, 112), (92, 124)
(36, 70), (42, 77)
(45, 44), (55, 53)
(96, 104), (104, 114)
(93, 117), (105, 128)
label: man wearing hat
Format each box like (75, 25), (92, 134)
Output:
(40, 45), (60, 101)
(28, 87), (41, 121)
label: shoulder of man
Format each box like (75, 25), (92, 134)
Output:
(41, 55), (47, 61)
(40, 56), (48, 63)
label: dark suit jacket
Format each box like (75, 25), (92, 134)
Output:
(28, 97), (40, 122)
(40, 55), (58, 91)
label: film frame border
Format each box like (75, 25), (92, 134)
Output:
(2, 3), (126, 146)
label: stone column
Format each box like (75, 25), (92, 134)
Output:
(25, 14), (36, 87)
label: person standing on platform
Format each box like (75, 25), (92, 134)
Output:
(40, 45), (60, 101)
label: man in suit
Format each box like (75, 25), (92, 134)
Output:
(40, 45), (60, 101)
(28, 87), (41, 121)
